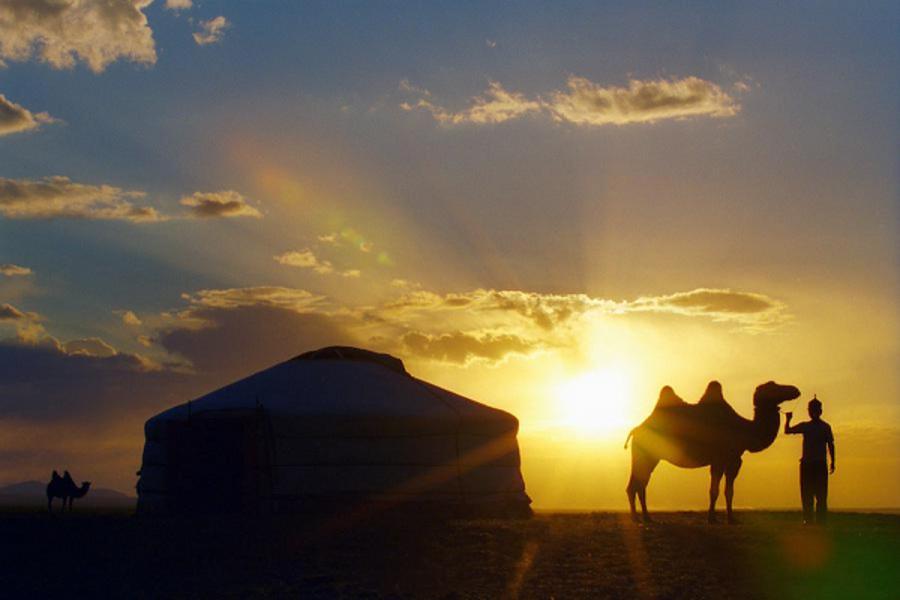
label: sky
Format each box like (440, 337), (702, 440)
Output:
(0, 1), (897, 509)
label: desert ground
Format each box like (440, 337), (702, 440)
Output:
(1, 508), (896, 599)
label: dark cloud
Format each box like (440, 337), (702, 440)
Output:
(0, 303), (27, 320)
(0, 339), (184, 420)
(158, 304), (356, 378)
(400, 330), (539, 365)
(627, 288), (787, 329)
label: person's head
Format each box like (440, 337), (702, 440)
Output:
(808, 397), (823, 419)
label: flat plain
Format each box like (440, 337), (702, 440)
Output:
(1, 509), (896, 599)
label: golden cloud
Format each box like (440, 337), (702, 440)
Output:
(0, 264), (32, 277)
(193, 15), (229, 46)
(0, 93), (57, 137)
(401, 80), (542, 125)
(0, 0), (157, 73)
(0, 176), (163, 222)
(179, 190), (261, 219)
(401, 75), (741, 127)
(546, 76), (739, 125)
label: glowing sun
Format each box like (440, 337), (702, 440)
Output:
(556, 368), (633, 435)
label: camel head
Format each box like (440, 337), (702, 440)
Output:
(753, 381), (800, 410)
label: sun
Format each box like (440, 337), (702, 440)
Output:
(555, 368), (634, 436)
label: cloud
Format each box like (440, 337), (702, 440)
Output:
(0, 264), (31, 277)
(381, 289), (610, 330)
(62, 337), (117, 358)
(274, 249), (360, 277)
(193, 15), (229, 46)
(625, 288), (788, 330)
(164, 0), (192, 10)
(117, 310), (142, 326)
(181, 286), (325, 313)
(0, 176), (163, 222)
(401, 75), (740, 127)
(0, 0), (157, 73)
(0, 337), (178, 420)
(400, 330), (540, 366)
(159, 304), (355, 378)
(179, 190), (261, 219)
(0, 93), (57, 137)
(401, 81), (542, 125)
(0, 303), (45, 341)
(545, 76), (739, 125)
(274, 249), (335, 274)
(0, 303), (27, 321)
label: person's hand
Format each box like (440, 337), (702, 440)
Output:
(830, 463), (835, 475)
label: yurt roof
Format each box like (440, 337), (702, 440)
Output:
(146, 347), (517, 435)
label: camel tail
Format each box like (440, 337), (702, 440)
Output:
(624, 428), (635, 449)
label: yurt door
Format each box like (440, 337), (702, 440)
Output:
(168, 416), (261, 514)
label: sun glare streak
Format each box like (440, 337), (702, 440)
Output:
(556, 367), (634, 436)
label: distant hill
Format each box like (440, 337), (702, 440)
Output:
(0, 480), (135, 507)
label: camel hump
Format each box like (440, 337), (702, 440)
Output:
(655, 385), (687, 409)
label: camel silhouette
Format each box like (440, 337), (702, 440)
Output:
(46, 470), (91, 513)
(625, 380), (800, 523)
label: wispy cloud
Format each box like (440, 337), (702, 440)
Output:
(0, 93), (57, 137)
(401, 75), (741, 127)
(193, 16), (229, 46)
(274, 249), (361, 277)
(179, 190), (261, 219)
(164, 0), (192, 10)
(0, 0), (157, 73)
(0, 264), (31, 277)
(401, 80), (541, 125)
(0, 176), (163, 222)
(625, 288), (788, 330)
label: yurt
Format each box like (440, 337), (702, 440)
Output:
(136, 347), (531, 517)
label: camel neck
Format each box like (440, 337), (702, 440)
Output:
(747, 406), (780, 453)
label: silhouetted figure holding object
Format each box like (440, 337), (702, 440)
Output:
(46, 469), (91, 513)
(785, 396), (835, 524)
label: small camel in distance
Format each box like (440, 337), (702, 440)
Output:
(46, 470), (91, 513)
(625, 380), (800, 524)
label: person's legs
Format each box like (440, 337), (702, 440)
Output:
(800, 462), (814, 524)
(815, 462), (828, 524)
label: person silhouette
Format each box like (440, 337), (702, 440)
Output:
(785, 396), (835, 524)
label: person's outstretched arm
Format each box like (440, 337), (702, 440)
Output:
(784, 413), (802, 434)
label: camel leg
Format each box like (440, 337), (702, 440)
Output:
(627, 446), (658, 523)
(708, 463), (725, 523)
(725, 458), (743, 524)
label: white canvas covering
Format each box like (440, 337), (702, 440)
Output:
(137, 347), (531, 516)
